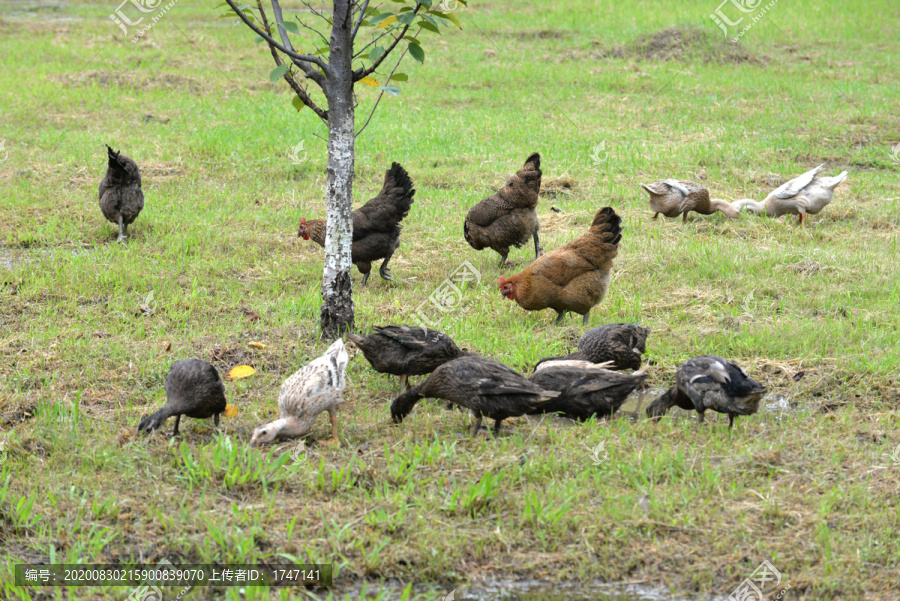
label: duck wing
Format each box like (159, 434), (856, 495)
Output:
(773, 164), (825, 199)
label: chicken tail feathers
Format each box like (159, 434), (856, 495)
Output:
(525, 152), (541, 171)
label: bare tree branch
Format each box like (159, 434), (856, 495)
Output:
(295, 14), (330, 46)
(300, 0), (332, 24)
(224, 0), (329, 74)
(255, 0), (328, 121)
(270, 0), (329, 86)
(353, 4), (422, 81)
(353, 26), (394, 59)
(350, 0), (369, 41)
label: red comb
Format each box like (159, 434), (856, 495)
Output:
(300, 217), (306, 223)
(498, 276), (505, 285)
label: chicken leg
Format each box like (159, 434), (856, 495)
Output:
(470, 416), (483, 438)
(379, 251), (395, 281)
(319, 411), (341, 446)
(117, 216), (127, 243)
(491, 419), (504, 438)
(533, 231), (542, 259)
(172, 414), (182, 437)
(554, 310), (567, 325)
(582, 311), (590, 326)
(798, 212), (807, 226)
(497, 248), (512, 267)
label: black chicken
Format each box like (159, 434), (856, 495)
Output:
(535, 323), (650, 370)
(298, 163), (415, 285)
(464, 153), (542, 266)
(348, 325), (467, 394)
(99, 145), (144, 243)
(138, 359), (228, 436)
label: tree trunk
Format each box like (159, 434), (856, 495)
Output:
(320, 0), (356, 339)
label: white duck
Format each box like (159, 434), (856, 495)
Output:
(250, 339), (349, 446)
(733, 164), (848, 225)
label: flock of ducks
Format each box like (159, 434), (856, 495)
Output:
(112, 147), (848, 444)
(640, 163), (848, 225)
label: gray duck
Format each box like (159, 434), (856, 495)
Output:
(528, 360), (648, 420)
(390, 356), (558, 437)
(645, 355), (766, 428)
(640, 179), (738, 222)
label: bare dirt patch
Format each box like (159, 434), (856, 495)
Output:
(605, 25), (761, 65)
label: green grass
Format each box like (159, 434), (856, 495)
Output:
(1, 0), (899, 599)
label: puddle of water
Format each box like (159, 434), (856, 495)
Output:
(0, 249), (28, 270)
(452, 580), (701, 600)
(333, 579), (708, 601)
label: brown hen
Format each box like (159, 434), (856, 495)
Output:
(499, 207), (622, 325)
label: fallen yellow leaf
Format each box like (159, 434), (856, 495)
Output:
(358, 76), (379, 87)
(224, 404), (238, 417)
(226, 365), (256, 380)
(249, 342), (267, 349)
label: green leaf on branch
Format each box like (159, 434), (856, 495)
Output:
(416, 0), (433, 7)
(254, 34), (265, 44)
(419, 18), (440, 34)
(368, 12), (393, 25)
(408, 42), (425, 63)
(281, 21), (299, 34)
(438, 10), (462, 28)
(378, 85), (402, 96)
(291, 96), (306, 111)
(389, 73), (408, 82)
(269, 64), (289, 82)
(397, 12), (416, 25)
(369, 46), (386, 62)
